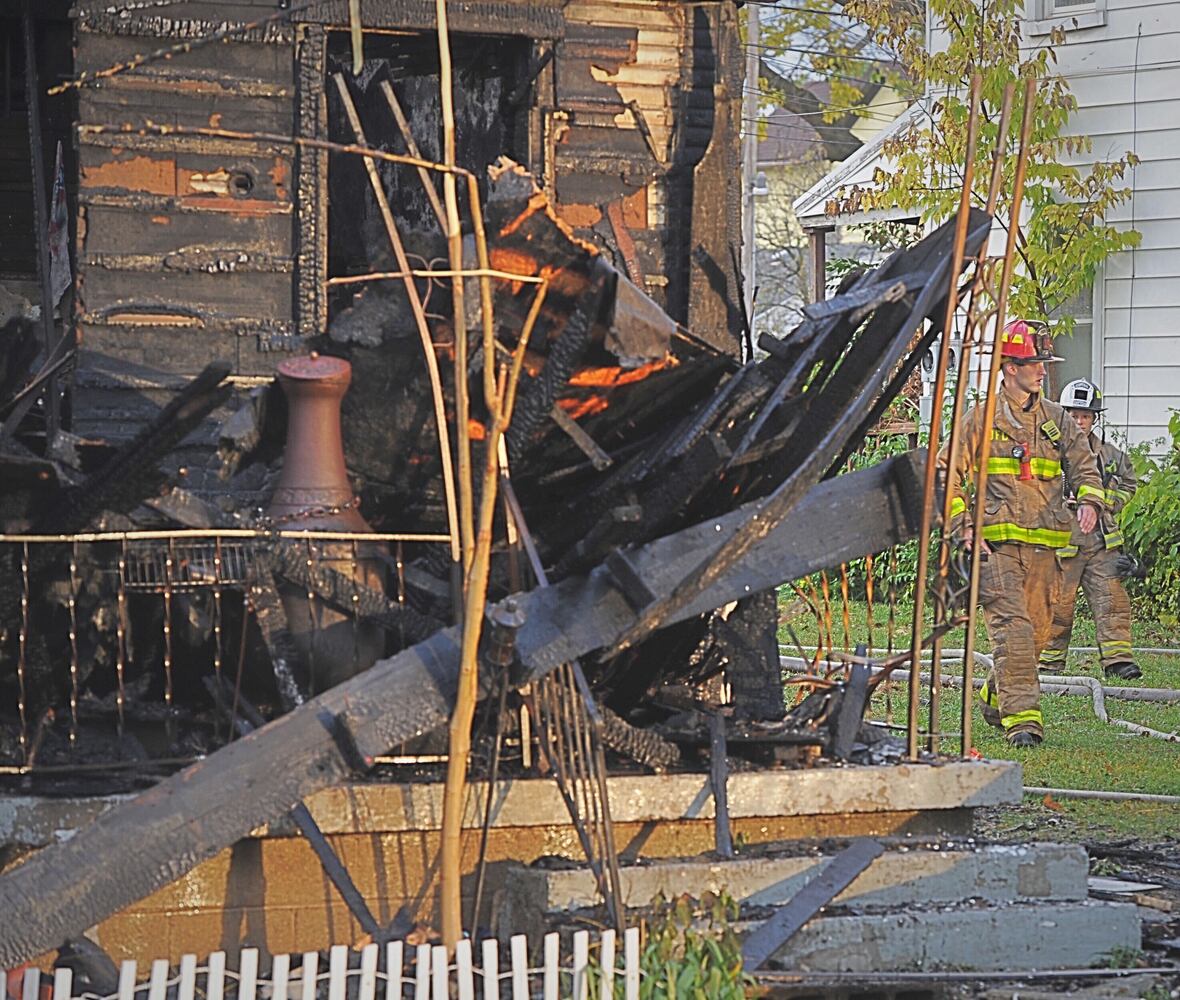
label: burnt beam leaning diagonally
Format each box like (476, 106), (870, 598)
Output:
(0, 450), (929, 966)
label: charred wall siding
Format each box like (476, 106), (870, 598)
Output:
(70, 0), (741, 441)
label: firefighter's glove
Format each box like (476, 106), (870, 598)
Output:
(1115, 552), (1148, 580)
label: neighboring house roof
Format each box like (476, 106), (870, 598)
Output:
(792, 100), (926, 229)
(756, 105), (829, 168)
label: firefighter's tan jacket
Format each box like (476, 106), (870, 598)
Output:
(1060, 434), (1137, 554)
(944, 385), (1106, 548)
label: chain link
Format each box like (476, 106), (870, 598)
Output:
(252, 495), (362, 531)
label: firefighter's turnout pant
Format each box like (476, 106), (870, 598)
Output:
(977, 542), (1056, 739)
(1039, 531), (1134, 672)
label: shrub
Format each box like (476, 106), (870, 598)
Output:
(592, 891), (752, 999)
(1120, 410), (1180, 627)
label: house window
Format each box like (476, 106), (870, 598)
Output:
(1026, 0), (1106, 35)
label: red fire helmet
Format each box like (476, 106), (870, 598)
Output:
(999, 319), (1063, 365)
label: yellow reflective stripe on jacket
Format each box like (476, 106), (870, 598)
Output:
(985, 457), (1062, 478)
(1104, 530), (1124, 548)
(1002, 709), (1043, 730)
(979, 681), (999, 708)
(981, 523), (1073, 547)
(1056, 544), (1079, 558)
(950, 496), (967, 518)
(1077, 484), (1105, 503)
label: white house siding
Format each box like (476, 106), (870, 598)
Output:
(1042, 0), (1180, 449)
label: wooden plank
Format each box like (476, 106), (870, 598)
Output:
(51, 968), (73, 1000)
(623, 928), (640, 1000)
(598, 930), (616, 1000)
(147, 960), (169, 1000)
(178, 954), (198, 1000)
(480, 939), (499, 1000)
(0, 453), (928, 966)
(271, 954), (291, 1000)
(454, 940), (474, 1000)
(116, 962), (137, 1000)
(385, 942), (404, 1000)
(413, 944), (430, 1000)
(430, 945), (447, 999)
(509, 937), (528, 1000)
(208, 952), (226, 1000)
(542, 933), (559, 1000)
(328, 946), (348, 1000)
(572, 932), (589, 1000)
(358, 944), (378, 1000)
(239, 949), (259, 1000)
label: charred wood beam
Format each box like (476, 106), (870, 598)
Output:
(604, 212), (990, 656)
(34, 362), (233, 534)
(0, 449), (929, 966)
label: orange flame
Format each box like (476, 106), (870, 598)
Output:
(557, 396), (610, 420)
(567, 356), (677, 389)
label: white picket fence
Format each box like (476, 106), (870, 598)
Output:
(7, 929), (643, 1000)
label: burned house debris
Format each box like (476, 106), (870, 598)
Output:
(0, 0), (1152, 984)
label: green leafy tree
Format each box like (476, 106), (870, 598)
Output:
(762, 0), (1141, 329)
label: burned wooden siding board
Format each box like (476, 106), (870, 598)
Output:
(297, 0), (565, 36)
(548, 0), (741, 348)
(296, 24), (327, 339)
(73, 3), (300, 436)
(550, 0), (685, 317)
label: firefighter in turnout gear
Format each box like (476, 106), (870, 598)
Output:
(942, 320), (1107, 748)
(1037, 379), (1141, 680)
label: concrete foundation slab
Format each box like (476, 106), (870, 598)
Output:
(0, 761), (1022, 963)
(0, 761), (1020, 848)
(500, 843), (1090, 941)
(767, 900), (1141, 973)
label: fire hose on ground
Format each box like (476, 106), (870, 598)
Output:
(779, 652), (1180, 743)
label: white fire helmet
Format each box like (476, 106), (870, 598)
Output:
(1059, 378), (1105, 413)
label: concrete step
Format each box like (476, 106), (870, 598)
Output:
(761, 899), (1141, 973)
(501, 842), (1091, 941)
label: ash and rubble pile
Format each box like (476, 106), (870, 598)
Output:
(0, 163), (986, 787)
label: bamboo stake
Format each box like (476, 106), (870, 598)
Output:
(961, 79), (1038, 742)
(952, 81), (1015, 757)
(905, 75), (981, 761)
(440, 280), (548, 951)
(434, 1), (475, 580)
(331, 75), (463, 571)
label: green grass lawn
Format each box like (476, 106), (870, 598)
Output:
(777, 587), (1180, 840)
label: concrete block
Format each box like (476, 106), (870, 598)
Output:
(499, 843), (1090, 941)
(768, 900), (1141, 973)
